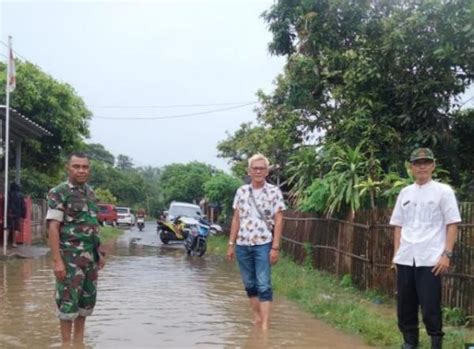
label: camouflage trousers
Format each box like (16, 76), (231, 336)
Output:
(56, 250), (99, 321)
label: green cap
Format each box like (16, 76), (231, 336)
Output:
(409, 148), (435, 162)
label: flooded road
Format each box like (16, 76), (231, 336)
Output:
(0, 225), (375, 348)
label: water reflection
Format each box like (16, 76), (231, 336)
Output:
(0, 226), (375, 348)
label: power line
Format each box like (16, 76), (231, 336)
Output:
(0, 40), (29, 62)
(459, 94), (474, 108)
(90, 101), (256, 109)
(92, 102), (257, 120)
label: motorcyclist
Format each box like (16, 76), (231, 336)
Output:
(136, 208), (146, 219)
(136, 208), (146, 231)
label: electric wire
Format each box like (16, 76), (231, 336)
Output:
(90, 102), (256, 109)
(92, 102), (257, 120)
(0, 40), (29, 62)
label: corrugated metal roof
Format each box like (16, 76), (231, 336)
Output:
(0, 105), (52, 138)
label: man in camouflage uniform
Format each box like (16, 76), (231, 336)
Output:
(46, 152), (105, 345)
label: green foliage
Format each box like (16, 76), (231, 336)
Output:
(443, 307), (468, 327)
(355, 177), (383, 210)
(381, 171), (413, 208)
(116, 154), (134, 171)
(339, 274), (353, 288)
(286, 146), (325, 206)
(217, 123), (267, 177)
(159, 162), (214, 206)
(303, 242), (314, 269)
(95, 188), (117, 205)
(218, 0), (473, 215)
(0, 60), (91, 197)
(325, 143), (370, 215)
(89, 158), (162, 214)
(21, 168), (64, 199)
(299, 177), (331, 214)
(0, 60), (90, 173)
(99, 226), (123, 243)
(82, 143), (115, 166)
(203, 173), (242, 220)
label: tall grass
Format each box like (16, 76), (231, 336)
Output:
(100, 226), (123, 243)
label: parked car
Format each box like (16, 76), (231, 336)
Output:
(166, 202), (202, 221)
(97, 204), (118, 226)
(116, 206), (134, 226)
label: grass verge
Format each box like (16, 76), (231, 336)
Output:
(100, 226), (123, 243)
(208, 235), (473, 348)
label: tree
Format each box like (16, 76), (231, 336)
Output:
(261, 0), (474, 178)
(285, 146), (327, 205)
(116, 155), (134, 171)
(95, 188), (117, 204)
(0, 60), (91, 171)
(159, 162), (214, 205)
(82, 143), (115, 166)
(216, 1), (473, 215)
(217, 123), (270, 177)
(203, 173), (242, 220)
(0, 60), (92, 197)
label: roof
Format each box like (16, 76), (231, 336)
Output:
(0, 106), (53, 139)
(170, 201), (200, 208)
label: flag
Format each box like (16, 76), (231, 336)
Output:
(7, 42), (16, 93)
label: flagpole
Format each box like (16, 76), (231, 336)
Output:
(3, 36), (12, 256)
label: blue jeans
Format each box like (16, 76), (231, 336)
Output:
(235, 242), (273, 302)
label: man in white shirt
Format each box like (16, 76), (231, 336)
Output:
(390, 148), (461, 349)
(227, 154), (286, 330)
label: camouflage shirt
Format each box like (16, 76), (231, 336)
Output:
(46, 181), (101, 253)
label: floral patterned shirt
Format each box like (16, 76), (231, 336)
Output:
(232, 182), (286, 246)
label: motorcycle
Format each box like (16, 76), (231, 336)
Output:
(157, 216), (189, 244)
(209, 222), (223, 235)
(184, 218), (210, 257)
(137, 217), (145, 231)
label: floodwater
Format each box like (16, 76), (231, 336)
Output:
(0, 225), (376, 348)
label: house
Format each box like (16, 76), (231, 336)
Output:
(0, 106), (52, 245)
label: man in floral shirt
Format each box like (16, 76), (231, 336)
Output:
(227, 153), (286, 330)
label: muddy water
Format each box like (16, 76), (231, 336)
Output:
(0, 226), (375, 348)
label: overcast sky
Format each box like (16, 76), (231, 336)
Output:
(1, 0), (285, 171)
(2, 1), (473, 173)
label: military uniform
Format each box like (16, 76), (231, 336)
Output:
(46, 181), (102, 321)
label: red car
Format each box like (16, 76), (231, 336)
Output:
(97, 204), (118, 226)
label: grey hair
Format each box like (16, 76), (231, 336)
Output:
(247, 153), (270, 169)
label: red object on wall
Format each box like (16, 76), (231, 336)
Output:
(17, 196), (32, 245)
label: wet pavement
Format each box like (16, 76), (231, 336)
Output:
(0, 224), (377, 348)
(0, 244), (50, 260)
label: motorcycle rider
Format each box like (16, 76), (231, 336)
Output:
(136, 208), (146, 219)
(136, 208), (146, 231)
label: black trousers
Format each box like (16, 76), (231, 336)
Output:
(396, 263), (444, 338)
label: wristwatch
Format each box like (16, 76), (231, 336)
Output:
(228, 241), (235, 246)
(442, 250), (453, 258)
